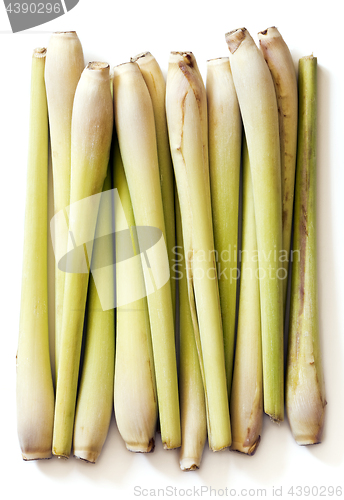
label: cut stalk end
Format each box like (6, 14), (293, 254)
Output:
(258, 26), (279, 38)
(231, 435), (261, 456)
(180, 458), (200, 471)
(126, 439), (155, 453)
(22, 450), (52, 461)
(33, 47), (47, 58)
(74, 450), (99, 464)
(131, 51), (153, 63)
(225, 28), (247, 54)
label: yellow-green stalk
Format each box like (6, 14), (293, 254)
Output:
(166, 52), (231, 451)
(113, 62), (180, 450)
(225, 28), (284, 422)
(258, 27), (298, 306)
(17, 48), (54, 461)
(286, 56), (326, 445)
(113, 138), (158, 453)
(132, 52), (176, 317)
(230, 138), (263, 455)
(53, 62), (113, 458)
(45, 32), (84, 378)
(176, 196), (207, 470)
(206, 57), (242, 396)
(73, 170), (115, 463)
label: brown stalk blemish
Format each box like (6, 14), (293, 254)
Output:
(87, 62), (109, 71)
(147, 438), (155, 453)
(225, 28), (247, 54)
(247, 435), (261, 456)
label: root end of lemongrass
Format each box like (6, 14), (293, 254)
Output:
(295, 438), (322, 446)
(225, 28), (247, 54)
(258, 26), (278, 38)
(130, 51), (152, 63)
(210, 444), (230, 452)
(33, 47), (47, 58)
(126, 438), (155, 453)
(163, 441), (180, 451)
(180, 458), (200, 471)
(22, 452), (52, 461)
(230, 436), (261, 456)
(52, 450), (69, 460)
(74, 451), (99, 463)
(86, 62), (109, 71)
(268, 414), (283, 424)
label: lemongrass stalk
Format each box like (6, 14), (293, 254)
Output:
(166, 52), (231, 451)
(73, 170), (115, 463)
(258, 27), (298, 306)
(206, 57), (242, 396)
(132, 52), (176, 317)
(45, 32), (84, 378)
(113, 62), (180, 449)
(176, 195), (207, 470)
(113, 137), (158, 453)
(286, 56), (326, 445)
(225, 28), (284, 422)
(17, 48), (54, 461)
(53, 63), (113, 458)
(230, 138), (263, 455)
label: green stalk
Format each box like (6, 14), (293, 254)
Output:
(206, 57), (242, 396)
(16, 48), (54, 460)
(45, 32), (84, 378)
(53, 62), (113, 458)
(230, 138), (263, 455)
(225, 28), (284, 422)
(286, 56), (326, 445)
(176, 195), (207, 470)
(73, 170), (115, 463)
(113, 137), (158, 453)
(132, 52), (176, 318)
(113, 62), (180, 449)
(258, 27), (298, 307)
(166, 52), (231, 451)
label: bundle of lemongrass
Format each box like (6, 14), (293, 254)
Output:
(17, 27), (325, 469)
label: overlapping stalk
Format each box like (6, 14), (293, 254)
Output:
(45, 31), (84, 377)
(258, 27), (298, 306)
(53, 62), (113, 458)
(17, 48), (54, 460)
(206, 57), (242, 395)
(166, 52), (231, 451)
(176, 196), (207, 470)
(225, 28), (284, 422)
(113, 62), (180, 450)
(132, 52), (176, 317)
(286, 56), (326, 445)
(230, 139), (263, 455)
(113, 138), (158, 453)
(73, 170), (115, 463)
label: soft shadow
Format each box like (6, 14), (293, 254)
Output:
(229, 415), (290, 486)
(306, 64), (344, 466)
(145, 431), (181, 480)
(37, 416), (135, 484)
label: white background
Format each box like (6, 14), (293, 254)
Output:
(0, 1), (343, 499)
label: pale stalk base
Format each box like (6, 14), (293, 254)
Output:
(22, 451), (52, 461)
